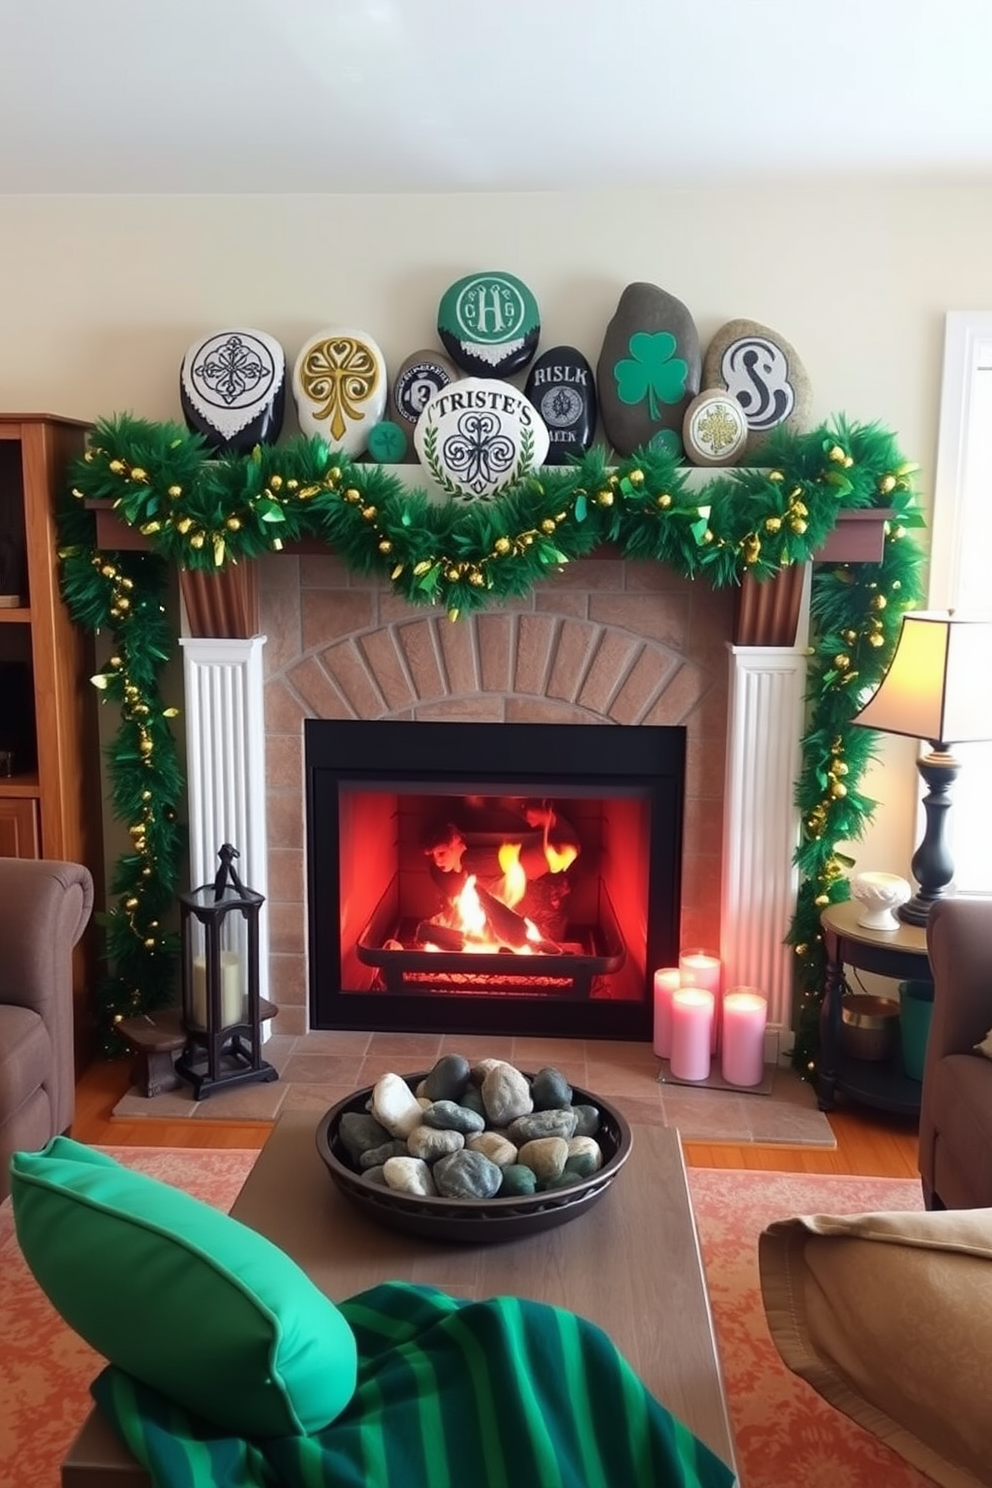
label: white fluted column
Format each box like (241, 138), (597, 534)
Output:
(180, 635), (269, 1005)
(720, 639), (808, 1036)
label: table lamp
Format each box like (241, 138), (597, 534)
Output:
(851, 610), (992, 924)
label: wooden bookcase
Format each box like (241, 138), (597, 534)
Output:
(0, 414), (104, 1065)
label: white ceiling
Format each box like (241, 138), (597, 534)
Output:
(3, 0), (992, 195)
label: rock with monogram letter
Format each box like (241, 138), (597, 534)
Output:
(596, 283), (701, 458)
(702, 318), (812, 459)
(436, 270), (541, 377)
(292, 326), (387, 457)
(389, 349), (458, 458)
(524, 346), (597, 464)
(413, 377), (549, 503)
(180, 328), (286, 452)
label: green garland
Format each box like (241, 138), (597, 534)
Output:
(58, 414), (926, 1062)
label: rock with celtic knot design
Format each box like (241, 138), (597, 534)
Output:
(524, 346), (597, 465)
(180, 328), (286, 452)
(681, 388), (748, 467)
(413, 378), (549, 503)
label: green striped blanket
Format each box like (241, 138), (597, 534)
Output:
(93, 1281), (735, 1488)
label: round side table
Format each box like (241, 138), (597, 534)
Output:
(817, 900), (930, 1115)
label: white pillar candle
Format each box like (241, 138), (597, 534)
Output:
(190, 951), (244, 1031)
(670, 987), (714, 1082)
(679, 950), (722, 1051)
(721, 988), (768, 1087)
(652, 967), (682, 1058)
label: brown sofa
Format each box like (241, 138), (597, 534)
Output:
(0, 857), (93, 1199)
(919, 895), (992, 1210)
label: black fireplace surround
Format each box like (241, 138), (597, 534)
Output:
(305, 719), (685, 1041)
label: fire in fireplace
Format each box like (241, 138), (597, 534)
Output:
(305, 719), (685, 1040)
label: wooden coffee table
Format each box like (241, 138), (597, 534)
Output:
(62, 1113), (737, 1486)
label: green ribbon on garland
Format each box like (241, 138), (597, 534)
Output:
(58, 414), (926, 1066)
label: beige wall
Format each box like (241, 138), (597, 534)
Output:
(3, 182), (989, 876)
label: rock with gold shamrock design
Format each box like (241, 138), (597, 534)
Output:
(292, 327), (387, 457)
(596, 283), (701, 459)
(437, 271), (541, 378)
(414, 377), (549, 503)
(180, 328), (286, 453)
(682, 388), (749, 467)
(702, 318), (812, 458)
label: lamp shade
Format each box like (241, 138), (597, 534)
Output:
(851, 611), (992, 747)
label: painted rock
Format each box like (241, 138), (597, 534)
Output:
(180, 328), (286, 452)
(292, 327), (387, 457)
(596, 283), (701, 457)
(682, 388), (749, 467)
(413, 377), (549, 503)
(366, 420), (408, 463)
(389, 348), (458, 439)
(437, 270), (540, 378)
(702, 318), (812, 457)
(524, 346), (597, 465)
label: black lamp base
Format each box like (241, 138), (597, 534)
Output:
(897, 749), (960, 929)
(898, 893), (940, 927)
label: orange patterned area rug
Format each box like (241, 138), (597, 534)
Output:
(1, 1150), (927, 1488)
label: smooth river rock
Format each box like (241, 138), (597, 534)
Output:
(701, 318), (812, 458)
(597, 282), (701, 457)
(389, 349), (458, 451)
(523, 346), (597, 464)
(414, 377), (549, 502)
(681, 388), (749, 467)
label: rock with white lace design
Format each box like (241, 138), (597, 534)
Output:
(180, 328), (286, 452)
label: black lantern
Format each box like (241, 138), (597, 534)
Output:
(175, 843), (277, 1099)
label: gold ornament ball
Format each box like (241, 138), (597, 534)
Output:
(446, 567), (461, 582)
(101, 563), (117, 578)
(764, 515), (783, 532)
(469, 571), (485, 586)
(190, 532), (205, 549)
(830, 781), (847, 797)
(596, 490), (614, 507)
(541, 519), (557, 534)
(768, 470), (784, 482)
(143, 937), (156, 950)
(628, 469), (644, 486)
(794, 943), (808, 956)
(656, 493), (672, 509)
(167, 484), (182, 498)
(378, 540), (393, 554)
(494, 537), (511, 554)
(270, 474), (283, 491)
(790, 518), (808, 535)
(344, 487), (361, 503)
(125, 896), (139, 910)
(869, 633), (885, 647)
(226, 517), (242, 531)
(109, 655), (122, 668)
(109, 459), (125, 474)
(834, 653), (850, 670)
(130, 467), (148, 483)
(361, 505), (378, 521)
(138, 737), (154, 756)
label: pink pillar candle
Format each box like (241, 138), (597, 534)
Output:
(670, 987), (714, 1082)
(679, 950), (722, 1052)
(721, 988), (768, 1088)
(652, 967), (682, 1058)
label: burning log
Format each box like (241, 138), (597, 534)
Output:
(415, 922), (466, 952)
(475, 884), (562, 955)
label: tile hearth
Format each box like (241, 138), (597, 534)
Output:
(111, 1031), (836, 1147)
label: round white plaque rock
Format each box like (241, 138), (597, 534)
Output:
(413, 377), (549, 503)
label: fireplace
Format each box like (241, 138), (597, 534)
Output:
(306, 718), (685, 1040)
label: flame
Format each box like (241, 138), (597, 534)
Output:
(544, 840), (577, 874)
(454, 875), (486, 937)
(497, 841), (527, 908)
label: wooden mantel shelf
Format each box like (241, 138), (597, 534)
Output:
(84, 493), (893, 647)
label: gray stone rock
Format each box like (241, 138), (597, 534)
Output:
(571, 1103), (601, 1137)
(358, 1138), (409, 1170)
(701, 318), (812, 460)
(422, 1054), (472, 1103)
(360, 1165), (389, 1187)
(382, 1155), (437, 1196)
(596, 283), (701, 457)
(422, 1099), (486, 1135)
(518, 1136), (569, 1183)
(481, 1061), (534, 1126)
(406, 1125), (465, 1162)
(531, 1066), (573, 1110)
(566, 1135), (603, 1173)
(459, 1084), (486, 1118)
(507, 1108), (579, 1144)
(338, 1109), (391, 1163)
(433, 1149), (503, 1200)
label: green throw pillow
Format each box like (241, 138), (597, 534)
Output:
(10, 1136), (357, 1437)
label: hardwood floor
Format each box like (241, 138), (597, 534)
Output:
(70, 1054), (922, 1180)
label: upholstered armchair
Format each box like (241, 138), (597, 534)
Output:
(0, 858), (93, 1199)
(919, 896), (992, 1210)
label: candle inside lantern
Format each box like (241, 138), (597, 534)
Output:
(190, 950), (244, 1031)
(670, 987), (714, 1082)
(721, 987), (768, 1088)
(652, 967), (682, 1058)
(679, 949), (722, 1051)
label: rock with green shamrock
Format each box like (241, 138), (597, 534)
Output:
(596, 283), (701, 457)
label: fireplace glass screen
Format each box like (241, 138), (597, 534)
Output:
(306, 720), (684, 1040)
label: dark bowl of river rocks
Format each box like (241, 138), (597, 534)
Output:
(314, 1054), (633, 1243)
